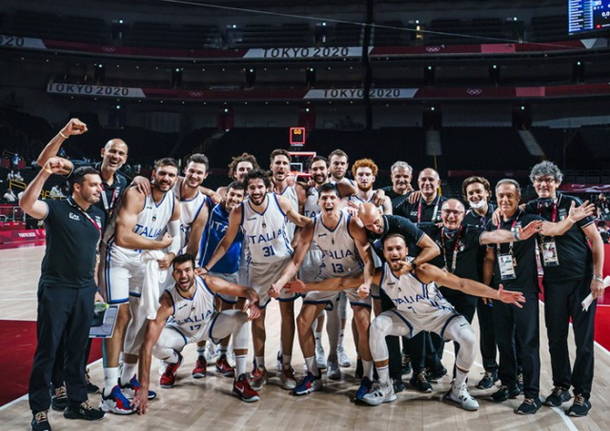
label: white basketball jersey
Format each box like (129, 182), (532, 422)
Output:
(380, 260), (454, 314)
(108, 190), (176, 257)
(304, 186), (320, 218)
(165, 276), (215, 340)
(174, 181), (208, 250)
(278, 184), (299, 240)
(313, 212), (362, 278)
(241, 193), (293, 264)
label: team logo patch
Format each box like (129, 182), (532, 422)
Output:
(69, 212), (80, 221)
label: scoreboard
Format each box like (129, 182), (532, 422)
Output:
(289, 127), (306, 146)
(568, 0), (610, 35)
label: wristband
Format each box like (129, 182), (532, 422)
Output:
(513, 230), (521, 241)
(593, 275), (603, 282)
(59, 131), (69, 139)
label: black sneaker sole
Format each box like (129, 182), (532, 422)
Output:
(64, 411), (105, 421)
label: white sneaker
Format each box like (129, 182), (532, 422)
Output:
(444, 383), (479, 411)
(361, 384), (397, 406)
(337, 345), (351, 368)
(327, 360), (341, 381)
(280, 366), (297, 390)
(315, 342), (327, 369)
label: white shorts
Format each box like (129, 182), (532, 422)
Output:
(384, 307), (464, 340)
(299, 248), (323, 283)
(99, 244), (146, 304)
(209, 271), (240, 304)
(304, 287), (371, 309)
(249, 258), (298, 307)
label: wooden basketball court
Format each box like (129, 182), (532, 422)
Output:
(1, 246), (608, 430)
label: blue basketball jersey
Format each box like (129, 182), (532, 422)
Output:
(198, 203), (243, 274)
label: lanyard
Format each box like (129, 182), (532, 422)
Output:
(496, 211), (521, 256)
(100, 184), (120, 213)
(68, 198), (101, 233)
(440, 226), (463, 273)
(417, 196), (440, 223)
(537, 195), (561, 223)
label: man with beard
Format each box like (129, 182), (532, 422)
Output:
(22, 160), (107, 431)
(484, 178), (594, 415)
(202, 169), (312, 391)
(328, 148), (355, 185)
(524, 161), (604, 416)
(217, 152), (259, 198)
(270, 183), (374, 397)
(461, 176), (501, 389)
(193, 181), (246, 379)
(381, 161), (414, 209)
(133, 254), (262, 412)
(99, 158), (181, 414)
(285, 234), (525, 411)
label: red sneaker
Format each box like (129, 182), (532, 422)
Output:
(160, 353), (182, 388)
(233, 374), (260, 402)
(250, 367), (267, 391)
(192, 356), (207, 379)
(216, 355), (235, 378)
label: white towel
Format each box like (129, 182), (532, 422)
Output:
(141, 250), (166, 320)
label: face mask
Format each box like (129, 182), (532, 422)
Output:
(469, 199), (486, 210)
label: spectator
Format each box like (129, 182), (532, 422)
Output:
(3, 186), (17, 203)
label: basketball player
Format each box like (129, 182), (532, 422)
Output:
(133, 254), (262, 414)
(193, 181), (246, 378)
(217, 152), (259, 198)
(271, 183), (374, 395)
(202, 169), (313, 391)
(286, 233), (525, 410)
(100, 158), (181, 414)
(328, 149), (354, 185)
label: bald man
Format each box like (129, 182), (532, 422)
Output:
(396, 168), (446, 224)
(419, 198), (542, 377)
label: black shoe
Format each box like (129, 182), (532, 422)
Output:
(392, 377), (406, 394)
(515, 397), (542, 415)
(31, 410), (51, 431)
(476, 370), (498, 390)
(401, 355), (412, 376)
(491, 384), (520, 402)
(567, 394), (591, 417)
(409, 370), (432, 393)
(517, 372), (524, 394)
(85, 369), (99, 394)
(543, 386), (572, 407)
(63, 401), (105, 421)
(355, 359), (363, 379)
(51, 385), (68, 411)
(427, 366), (447, 383)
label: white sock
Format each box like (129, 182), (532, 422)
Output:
(363, 360), (374, 380)
(314, 331), (322, 343)
(120, 362), (137, 385)
(338, 330), (345, 348)
(104, 367), (119, 394)
(454, 367), (468, 389)
(282, 354), (291, 368)
(235, 354), (247, 378)
(255, 355), (265, 369)
(377, 365), (390, 387)
(304, 356), (319, 377)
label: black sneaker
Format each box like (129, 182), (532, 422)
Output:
(491, 384), (520, 402)
(427, 366), (447, 383)
(476, 370), (498, 390)
(51, 385), (68, 411)
(85, 369), (99, 394)
(64, 401), (105, 421)
(409, 370), (432, 393)
(567, 394), (591, 417)
(515, 397), (542, 415)
(31, 410), (51, 431)
(517, 372), (524, 394)
(392, 377), (406, 394)
(355, 359), (363, 379)
(401, 354), (412, 376)
(543, 386), (572, 407)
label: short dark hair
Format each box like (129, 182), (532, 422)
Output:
(172, 253), (196, 269)
(270, 149), (291, 165)
(318, 182), (338, 196)
(154, 157), (179, 170)
(227, 180), (245, 191)
(185, 153), (209, 170)
(382, 233), (407, 247)
(328, 149), (348, 161)
(228, 152), (259, 179)
(308, 156), (328, 170)
(69, 166), (100, 190)
(462, 176), (491, 201)
(243, 169), (271, 189)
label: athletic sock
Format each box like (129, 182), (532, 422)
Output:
(362, 360), (374, 380)
(377, 365), (391, 387)
(304, 356), (320, 377)
(120, 362), (137, 385)
(255, 355), (265, 369)
(104, 367), (119, 395)
(235, 354), (247, 377)
(454, 367), (468, 389)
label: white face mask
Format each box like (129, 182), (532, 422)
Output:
(469, 199), (487, 210)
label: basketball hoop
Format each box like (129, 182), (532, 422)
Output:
(288, 151), (317, 175)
